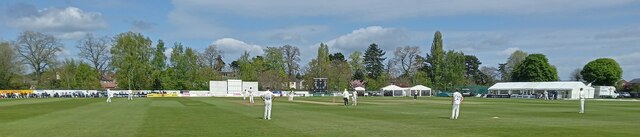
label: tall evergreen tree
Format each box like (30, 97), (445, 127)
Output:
(426, 31), (445, 90)
(364, 43), (386, 79)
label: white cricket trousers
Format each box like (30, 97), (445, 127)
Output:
(352, 97), (357, 106)
(128, 94), (133, 100)
(243, 94), (246, 100)
(106, 97), (112, 103)
(250, 96), (254, 103)
(264, 101), (272, 120)
(451, 104), (460, 119)
(580, 99), (585, 113)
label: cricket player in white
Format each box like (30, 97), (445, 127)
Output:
(262, 88), (275, 120)
(242, 89), (247, 100)
(288, 91), (294, 101)
(249, 87), (255, 104)
(106, 89), (113, 103)
(579, 88), (585, 113)
(342, 89), (350, 106)
(352, 90), (357, 106)
(127, 90), (133, 100)
(451, 91), (464, 120)
(543, 91), (549, 100)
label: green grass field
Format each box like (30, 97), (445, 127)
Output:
(1, 96), (638, 137)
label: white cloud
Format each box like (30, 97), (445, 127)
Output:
(171, 0), (635, 21)
(5, 6), (106, 33)
(211, 38), (264, 56)
(324, 26), (409, 53)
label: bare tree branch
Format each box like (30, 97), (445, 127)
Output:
(15, 31), (62, 82)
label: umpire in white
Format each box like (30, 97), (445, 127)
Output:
(579, 88), (585, 113)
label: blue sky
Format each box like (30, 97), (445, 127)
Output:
(1, 0), (639, 80)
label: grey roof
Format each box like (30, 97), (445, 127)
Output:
(630, 78), (640, 84)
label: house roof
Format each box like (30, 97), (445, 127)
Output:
(101, 82), (117, 89)
(629, 78), (640, 84)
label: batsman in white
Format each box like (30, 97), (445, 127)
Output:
(106, 89), (113, 103)
(249, 87), (255, 104)
(352, 90), (357, 106)
(579, 88), (585, 113)
(342, 89), (350, 106)
(451, 90), (464, 120)
(262, 87), (275, 120)
(127, 90), (133, 100)
(242, 89), (247, 101)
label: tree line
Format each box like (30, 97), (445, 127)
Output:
(0, 31), (627, 92)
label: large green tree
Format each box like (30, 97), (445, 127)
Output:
(151, 40), (168, 90)
(75, 62), (101, 90)
(580, 58), (622, 86)
(328, 52), (352, 91)
(500, 50), (528, 81)
(348, 51), (365, 81)
(260, 47), (287, 90)
(237, 51), (257, 81)
(442, 51), (466, 90)
(0, 42), (23, 89)
(111, 31), (153, 90)
(57, 59), (100, 90)
(511, 54), (558, 82)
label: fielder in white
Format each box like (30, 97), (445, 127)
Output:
(342, 89), (350, 106)
(288, 91), (294, 101)
(262, 88), (275, 120)
(106, 89), (113, 103)
(249, 87), (255, 104)
(543, 91), (549, 100)
(352, 90), (357, 106)
(451, 91), (464, 120)
(127, 90), (133, 100)
(579, 88), (585, 113)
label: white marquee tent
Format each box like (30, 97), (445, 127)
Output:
(381, 85), (407, 97)
(488, 82), (594, 99)
(354, 87), (365, 91)
(409, 85), (432, 96)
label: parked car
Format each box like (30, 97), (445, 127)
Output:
(617, 92), (631, 98)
